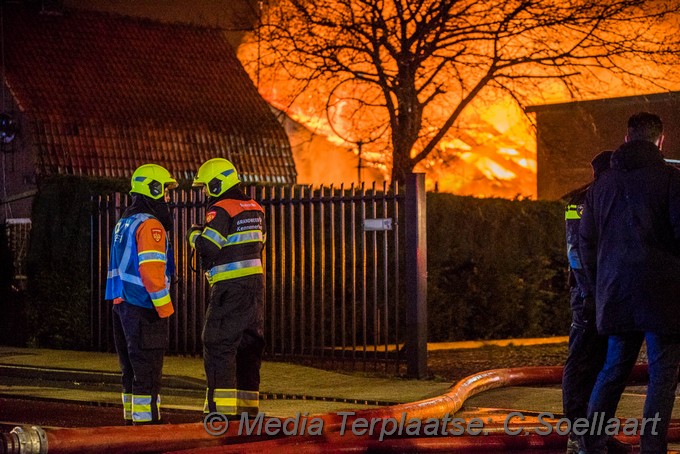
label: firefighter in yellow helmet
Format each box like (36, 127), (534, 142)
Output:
(106, 163), (178, 425)
(187, 158), (266, 418)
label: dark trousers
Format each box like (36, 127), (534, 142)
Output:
(581, 332), (680, 454)
(562, 290), (608, 434)
(112, 301), (168, 424)
(202, 274), (265, 416)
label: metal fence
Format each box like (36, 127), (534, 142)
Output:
(91, 183), (406, 371)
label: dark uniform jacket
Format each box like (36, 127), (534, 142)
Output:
(579, 140), (680, 336)
(566, 187), (589, 315)
(565, 150), (612, 319)
(194, 186), (266, 285)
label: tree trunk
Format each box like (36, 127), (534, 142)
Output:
(390, 75), (422, 185)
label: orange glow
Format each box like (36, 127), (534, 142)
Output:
(237, 4), (680, 199)
(250, 64), (539, 196)
(416, 101), (537, 198)
(240, 37), (540, 197)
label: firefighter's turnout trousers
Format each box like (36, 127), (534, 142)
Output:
(202, 274), (265, 417)
(113, 301), (168, 424)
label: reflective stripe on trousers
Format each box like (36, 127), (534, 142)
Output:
(132, 394), (161, 423)
(122, 393), (133, 421)
(203, 388), (259, 416)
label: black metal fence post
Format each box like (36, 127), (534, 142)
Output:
(405, 173), (428, 378)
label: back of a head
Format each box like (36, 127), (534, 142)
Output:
(627, 112), (663, 143)
(591, 150), (613, 179)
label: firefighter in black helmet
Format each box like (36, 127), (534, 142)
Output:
(187, 158), (266, 418)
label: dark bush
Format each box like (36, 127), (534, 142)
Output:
(25, 175), (126, 349)
(426, 194), (569, 341)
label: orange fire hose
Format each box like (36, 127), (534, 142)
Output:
(162, 430), (575, 454)
(0, 364), (652, 453)
(164, 421), (680, 454)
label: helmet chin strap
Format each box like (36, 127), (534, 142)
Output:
(149, 198), (174, 231)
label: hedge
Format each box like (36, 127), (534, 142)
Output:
(25, 175), (127, 349)
(426, 193), (569, 341)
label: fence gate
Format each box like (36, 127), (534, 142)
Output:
(91, 183), (406, 372)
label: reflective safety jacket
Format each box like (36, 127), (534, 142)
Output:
(190, 189), (266, 286)
(105, 213), (174, 318)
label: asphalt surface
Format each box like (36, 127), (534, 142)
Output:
(1, 340), (679, 453)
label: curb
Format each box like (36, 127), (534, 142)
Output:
(0, 364), (398, 406)
(0, 364), (203, 391)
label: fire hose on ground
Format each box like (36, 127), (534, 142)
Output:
(0, 364), (654, 454)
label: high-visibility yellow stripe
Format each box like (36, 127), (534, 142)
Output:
(565, 204), (581, 220)
(201, 227), (228, 248)
(206, 259), (263, 285)
(235, 390), (258, 415)
(122, 393), (133, 420)
(225, 230), (263, 246)
(215, 397), (238, 407)
(151, 292), (171, 308)
(132, 395), (153, 422)
(188, 230), (200, 249)
(208, 267), (262, 285)
(138, 250), (166, 264)
(204, 388), (240, 414)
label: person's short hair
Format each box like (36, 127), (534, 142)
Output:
(591, 150), (613, 179)
(627, 112), (663, 143)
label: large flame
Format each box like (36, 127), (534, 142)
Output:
(266, 86), (539, 197)
(237, 8), (680, 199)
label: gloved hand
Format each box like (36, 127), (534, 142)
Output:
(186, 224), (203, 249)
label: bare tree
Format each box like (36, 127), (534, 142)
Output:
(244, 0), (680, 184)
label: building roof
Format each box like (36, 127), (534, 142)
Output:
(3, 4), (296, 183)
(526, 91), (680, 113)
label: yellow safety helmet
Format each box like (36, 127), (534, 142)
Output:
(193, 158), (240, 197)
(130, 164), (178, 200)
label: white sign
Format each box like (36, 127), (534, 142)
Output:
(363, 218), (393, 231)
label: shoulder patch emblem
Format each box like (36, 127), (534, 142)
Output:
(577, 204), (584, 217)
(151, 228), (163, 243)
(206, 211), (217, 223)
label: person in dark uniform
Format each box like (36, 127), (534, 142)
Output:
(106, 163), (177, 425)
(561, 151), (611, 453)
(188, 158), (266, 418)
